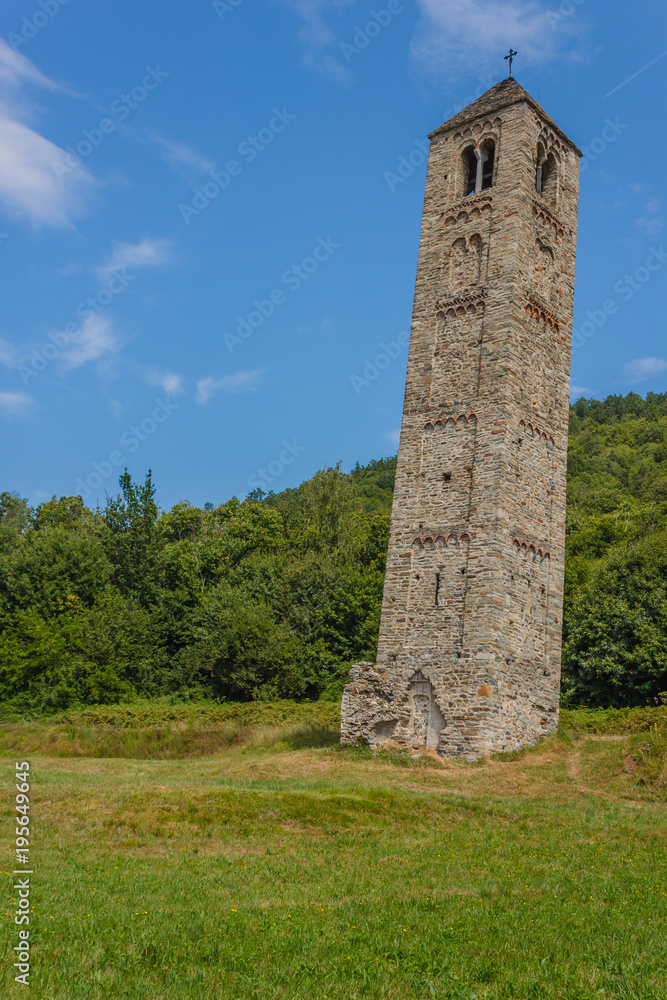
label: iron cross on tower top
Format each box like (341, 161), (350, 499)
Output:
(504, 49), (517, 76)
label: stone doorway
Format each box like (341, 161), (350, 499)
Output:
(407, 671), (446, 749)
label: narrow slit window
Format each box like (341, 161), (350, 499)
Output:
(435, 572), (441, 607)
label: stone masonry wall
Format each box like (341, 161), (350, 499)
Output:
(341, 79), (581, 759)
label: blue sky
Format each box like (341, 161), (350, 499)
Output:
(0, 0), (665, 510)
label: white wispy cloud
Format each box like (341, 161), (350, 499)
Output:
(623, 357), (667, 384)
(385, 428), (401, 445)
(0, 39), (96, 228)
(146, 369), (185, 396)
(569, 385), (590, 397)
(0, 334), (18, 367)
(146, 131), (215, 174)
(411, 0), (585, 77)
(280, 0), (354, 84)
(60, 314), (118, 370)
(0, 390), (32, 417)
(196, 369), (265, 404)
(59, 261), (83, 277)
(0, 40), (56, 92)
(635, 197), (663, 236)
(97, 238), (172, 280)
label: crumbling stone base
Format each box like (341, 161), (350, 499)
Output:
(341, 661), (558, 761)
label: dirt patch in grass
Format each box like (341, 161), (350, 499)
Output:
(623, 752), (639, 775)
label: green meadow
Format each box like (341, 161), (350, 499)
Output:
(0, 703), (665, 999)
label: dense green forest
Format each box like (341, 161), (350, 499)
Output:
(1, 390), (666, 714)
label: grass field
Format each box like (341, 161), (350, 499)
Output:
(0, 704), (665, 999)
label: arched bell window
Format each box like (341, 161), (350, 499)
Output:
(463, 140), (495, 196)
(535, 142), (545, 194)
(462, 146), (477, 196)
(536, 144), (558, 208)
(541, 152), (558, 207)
(480, 138), (495, 190)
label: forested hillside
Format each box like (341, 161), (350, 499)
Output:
(1, 391), (666, 713)
(563, 392), (667, 705)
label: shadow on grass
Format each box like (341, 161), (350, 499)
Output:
(0, 719), (344, 760)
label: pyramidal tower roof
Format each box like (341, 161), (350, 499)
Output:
(429, 77), (582, 156)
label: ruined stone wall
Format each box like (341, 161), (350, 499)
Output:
(341, 79), (580, 758)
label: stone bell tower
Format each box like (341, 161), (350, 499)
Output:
(341, 78), (581, 757)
